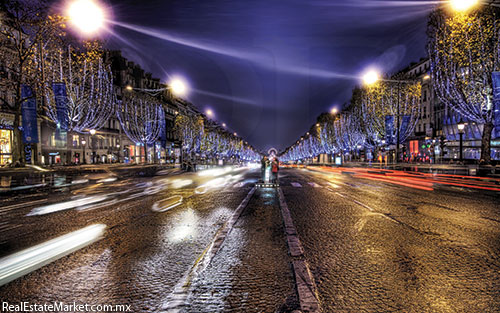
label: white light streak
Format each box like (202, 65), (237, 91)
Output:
(0, 224), (106, 286)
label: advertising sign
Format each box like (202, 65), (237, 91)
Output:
(21, 85), (39, 144)
(385, 115), (394, 145)
(492, 72), (500, 138)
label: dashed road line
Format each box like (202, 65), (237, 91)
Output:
(308, 182), (321, 188)
(291, 182), (302, 188)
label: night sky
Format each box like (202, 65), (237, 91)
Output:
(100, 0), (434, 152)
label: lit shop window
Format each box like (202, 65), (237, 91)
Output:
(0, 129), (12, 165)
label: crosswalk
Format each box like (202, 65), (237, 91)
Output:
(287, 181), (345, 189)
(230, 181), (352, 189)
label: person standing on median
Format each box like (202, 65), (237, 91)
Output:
(261, 156), (268, 182)
(272, 157), (279, 184)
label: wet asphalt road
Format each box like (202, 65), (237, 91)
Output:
(1, 166), (500, 312)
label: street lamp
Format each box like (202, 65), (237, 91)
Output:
(66, 0), (107, 36)
(330, 107), (338, 115)
(362, 70), (380, 85)
(449, 0), (479, 12)
(89, 129), (96, 164)
(169, 77), (188, 97)
(205, 109), (214, 118)
(81, 139), (86, 164)
(222, 123), (226, 128)
(457, 119), (466, 162)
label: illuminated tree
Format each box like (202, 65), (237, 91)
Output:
(333, 112), (365, 154)
(44, 44), (115, 133)
(174, 113), (204, 159)
(360, 79), (421, 146)
(117, 93), (164, 163)
(0, 0), (65, 164)
(428, 7), (500, 163)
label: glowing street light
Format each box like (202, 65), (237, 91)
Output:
(362, 70), (380, 85)
(169, 77), (188, 97)
(205, 109), (214, 118)
(330, 107), (338, 115)
(449, 0), (479, 12)
(222, 123), (227, 128)
(66, 0), (106, 36)
(233, 132), (237, 136)
(89, 129), (96, 135)
(125, 85), (133, 91)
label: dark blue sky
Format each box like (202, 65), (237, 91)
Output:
(103, 0), (434, 152)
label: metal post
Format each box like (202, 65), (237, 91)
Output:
(459, 132), (463, 162)
(396, 82), (400, 164)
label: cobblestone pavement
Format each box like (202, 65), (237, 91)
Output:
(280, 168), (500, 312)
(0, 167), (262, 312)
(186, 188), (297, 312)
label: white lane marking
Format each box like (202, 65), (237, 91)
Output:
(308, 182), (321, 188)
(291, 182), (302, 188)
(354, 218), (367, 232)
(333, 191), (399, 224)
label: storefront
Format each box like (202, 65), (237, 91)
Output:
(0, 128), (12, 165)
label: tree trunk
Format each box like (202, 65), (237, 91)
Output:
(480, 121), (493, 164)
(143, 143), (148, 164)
(12, 83), (24, 166)
(66, 131), (73, 165)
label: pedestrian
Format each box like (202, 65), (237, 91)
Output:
(261, 156), (268, 182)
(272, 157), (279, 184)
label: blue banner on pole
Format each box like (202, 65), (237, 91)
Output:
(492, 72), (500, 139)
(21, 85), (39, 144)
(52, 83), (68, 141)
(399, 115), (411, 141)
(385, 115), (394, 145)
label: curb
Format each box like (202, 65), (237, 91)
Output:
(278, 188), (321, 313)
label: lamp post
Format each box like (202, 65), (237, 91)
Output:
(81, 139), (86, 164)
(457, 119), (465, 163)
(89, 129), (96, 164)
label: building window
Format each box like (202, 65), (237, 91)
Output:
(72, 135), (79, 147)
